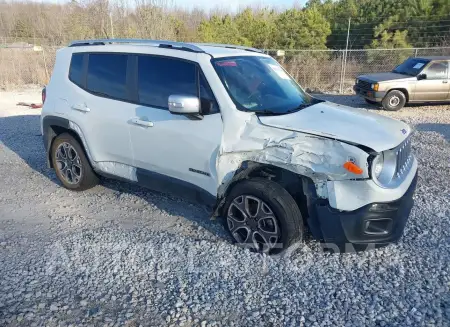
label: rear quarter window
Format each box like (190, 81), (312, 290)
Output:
(68, 53), (84, 86)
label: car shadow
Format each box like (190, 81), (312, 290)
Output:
(0, 114), (229, 241)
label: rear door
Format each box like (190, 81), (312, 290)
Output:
(413, 61), (449, 101)
(66, 52), (134, 168)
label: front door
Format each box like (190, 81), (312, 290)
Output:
(128, 54), (223, 196)
(413, 61), (449, 101)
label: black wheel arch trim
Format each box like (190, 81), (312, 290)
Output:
(213, 160), (314, 218)
(42, 115), (91, 169)
(42, 116), (70, 168)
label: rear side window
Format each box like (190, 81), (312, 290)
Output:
(86, 53), (128, 100)
(69, 53), (84, 86)
(137, 56), (197, 109)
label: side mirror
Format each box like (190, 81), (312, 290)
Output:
(417, 74), (427, 80)
(168, 95), (200, 115)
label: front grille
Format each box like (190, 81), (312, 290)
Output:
(357, 79), (372, 90)
(394, 136), (413, 178)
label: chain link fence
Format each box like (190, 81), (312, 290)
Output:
(0, 44), (57, 88)
(1, 43), (450, 93)
(267, 47), (450, 93)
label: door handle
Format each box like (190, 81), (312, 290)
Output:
(130, 118), (154, 127)
(443, 80), (449, 84)
(71, 104), (90, 112)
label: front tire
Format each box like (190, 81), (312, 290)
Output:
(223, 178), (303, 254)
(382, 90), (406, 111)
(51, 133), (99, 191)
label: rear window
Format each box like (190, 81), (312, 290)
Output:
(137, 56), (197, 109)
(69, 53), (84, 86)
(86, 53), (128, 100)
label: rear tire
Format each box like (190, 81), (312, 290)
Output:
(382, 90), (406, 111)
(51, 133), (99, 191)
(223, 178), (303, 254)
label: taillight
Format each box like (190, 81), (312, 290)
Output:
(42, 87), (46, 104)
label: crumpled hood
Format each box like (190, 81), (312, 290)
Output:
(359, 72), (415, 83)
(258, 101), (411, 152)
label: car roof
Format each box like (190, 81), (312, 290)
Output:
(415, 56), (450, 61)
(194, 44), (265, 58)
(68, 39), (267, 59)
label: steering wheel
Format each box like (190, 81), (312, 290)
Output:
(247, 81), (265, 101)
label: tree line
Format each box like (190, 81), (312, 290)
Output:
(1, 0), (449, 49)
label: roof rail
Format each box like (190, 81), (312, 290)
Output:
(195, 43), (263, 53)
(68, 39), (205, 53)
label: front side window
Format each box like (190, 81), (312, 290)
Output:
(212, 56), (318, 114)
(69, 53), (84, 87)
(138, 56), (197, 109)
(424, 62), (449, 80)
(199, 73), (219, 114)
(392, 58), (429, 76)
(86, 53), (128, 100)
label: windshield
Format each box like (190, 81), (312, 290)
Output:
(212, 56), (320, 114)
(392, 58), (429, 76)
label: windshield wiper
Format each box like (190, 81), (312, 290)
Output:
(286, 100), (323, 113)
(253, 109), (286, 115)
(287, 103), (312, 113)
(252, 99), (322, 116)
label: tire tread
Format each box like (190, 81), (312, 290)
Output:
(51, 133), (99, 191)
(224, 178), (303, 253)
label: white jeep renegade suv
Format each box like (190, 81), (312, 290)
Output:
(41, 39), (418, 253)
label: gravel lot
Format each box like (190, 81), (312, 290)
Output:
(0, 88), (449, 327)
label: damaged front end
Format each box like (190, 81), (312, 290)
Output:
(214, 109), (417, 250)
(214, 114), (371, 216)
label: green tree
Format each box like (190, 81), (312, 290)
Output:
(369, 30), (412, 49)
(275, 7), (331, 49)
(198, 15), (250, 45)
(234, 8), (277, 49)
(367, 30), (412, 66)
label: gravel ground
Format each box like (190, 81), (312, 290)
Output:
(0, 88), (449, 327)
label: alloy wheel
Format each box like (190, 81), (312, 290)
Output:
(227, 195), (281, 253)
(55, 142), (83, 185)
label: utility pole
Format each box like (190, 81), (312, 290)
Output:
(109, 12), (114, 39)
(340, 17), (351, 94)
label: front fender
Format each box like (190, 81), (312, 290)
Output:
(216, 115), (370, 200)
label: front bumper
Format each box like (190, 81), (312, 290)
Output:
(353, 85), (386, 102)
(310, 171), (417, 250)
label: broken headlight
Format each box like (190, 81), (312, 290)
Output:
(371, 151), (397, 188)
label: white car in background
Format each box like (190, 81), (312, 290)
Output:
(41, 39), (418, 253)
